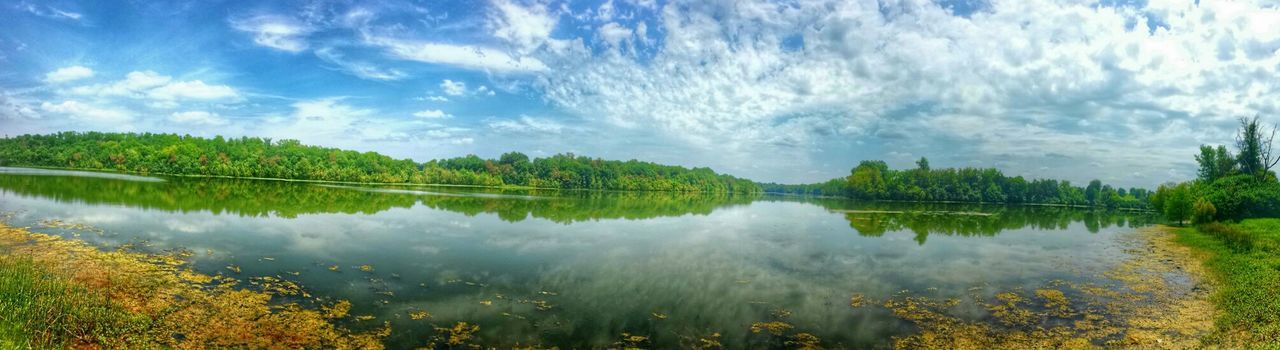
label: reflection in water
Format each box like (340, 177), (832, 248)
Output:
(0, 168), (1157, 348)
(0, 169), (757, 222)
(805, 201), (1156, 244)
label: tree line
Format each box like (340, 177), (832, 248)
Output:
(763, 157), (1151, 209)
(0, 132), (760, 193)
(1153, 116), (1280, 224)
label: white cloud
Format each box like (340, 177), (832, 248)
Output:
(413, 109), (453, 119)
(230, 15), (313, 53)
(40, 100), (131, 123)
(440, 79), (467, 96)
(424, 95), (449, 102)
(70, 70), (170, 97)
(148, 80), (238, 100)
(488, 115), (565, 134)
(18, 3), (82, 21)
(367, 36), (549, 73)
(528, 0), (1280, 185)
(68, 71), (237, 101)
(314, 47), (406, 81)
(45, 66), (94, 83)
(597, 22), (633, 47)
(169, 111), (229, 126)
(488, 0), (559, 54)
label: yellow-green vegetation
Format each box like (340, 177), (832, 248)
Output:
(1175, 219), (1280, 347)
(0, 223), (385, 349)
(880, 226), (1215, 349)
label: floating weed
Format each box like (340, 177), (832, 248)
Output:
(1035, 288), (1072, 317)
(376, 291), (394, 297)
(323, 300), (351, 319)
(749, 321), (794, 336)
(429, 322), (480, 347)
(359, 264), (374, 272)
(0, 223), (385, 349)
(328, 265), (340, 272)
(613, 332), (650, 349)
(260, 257), (275, 261)
(409, 309), (431, 320)
(479, 300), (493, 306)
(771, 309), (793, 319)
(225, 264), (241, 273)
(785, 333), (823, 350)
(849, 294), (867, 308)
(652, 312), (668, 320)
(538, 290), (558, 296)
(287, 271), (301, 276)
(355, 315), (376, 321)
(697, 332), (723, 349)
(880, 226), (1215, 350)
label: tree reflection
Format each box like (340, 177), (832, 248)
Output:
(0, 172), (757, 222)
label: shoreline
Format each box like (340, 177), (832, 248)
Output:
(0, 222), (385, 349)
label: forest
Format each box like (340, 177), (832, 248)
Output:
(763, 158), (1152, 209)
(0, 132), (760, 193)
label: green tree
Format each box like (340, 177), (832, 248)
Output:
(1235, 116), (1279, 178)
(1085, 180), (1102, 204)
(1163, 183), (1194, 225)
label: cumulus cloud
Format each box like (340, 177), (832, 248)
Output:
(523, 0), (1280, 184)
(488, 0), (559, 54)
(45, 66), (94, 83)
(68, 71), (237, 101)
(148, 80), (238, 100)
(169, 111), (229, 126)
(440, 79), (467, 96)
(40, 100), (131, 123)
(229, 15), (314, 53)
(413, 109), (453, 119)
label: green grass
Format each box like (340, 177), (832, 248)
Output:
(1175, 218), (1280, 347)
(0, 256), (154, 349)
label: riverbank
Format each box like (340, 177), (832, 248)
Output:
(1172, 219), (1280, 348)
(0, 223), (384, 349)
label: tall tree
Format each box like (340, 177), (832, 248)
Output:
(1085, 179), (1102, 204)
(1235, 116), (1279, 177)
(916, 157), (930, 171)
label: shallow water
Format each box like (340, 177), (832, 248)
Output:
(0, 167), (1155, 348)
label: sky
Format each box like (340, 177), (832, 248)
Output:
(1, 0), (1278, 188)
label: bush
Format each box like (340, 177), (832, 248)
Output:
(1198, 222), (1254, 252)
(1192, 198), (1217, 224)
(1199, 174), (1280, 221)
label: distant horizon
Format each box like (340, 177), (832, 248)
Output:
(0, 130), (1161, 191)
(3, 1), (1279, 188)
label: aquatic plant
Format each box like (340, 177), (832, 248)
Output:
(0, 224), (385, 349)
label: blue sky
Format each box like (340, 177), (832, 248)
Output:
(1, 0), (1279, 187)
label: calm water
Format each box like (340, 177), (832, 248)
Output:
(0, 167), (1154, 348)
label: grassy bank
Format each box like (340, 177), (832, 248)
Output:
(1174, 219), (1280, 348)
(0, 223), (384, 349)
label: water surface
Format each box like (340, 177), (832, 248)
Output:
(0, 168), (1154, 348)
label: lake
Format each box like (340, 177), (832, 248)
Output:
(0, 167), (1157, 348)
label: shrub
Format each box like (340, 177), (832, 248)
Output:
(1199, 174), (1280, 221)
(1198, 222), (1254, 252)
(1192, 198), (1217, 224)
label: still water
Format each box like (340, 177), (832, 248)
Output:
(0, 167), (1154, 348)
